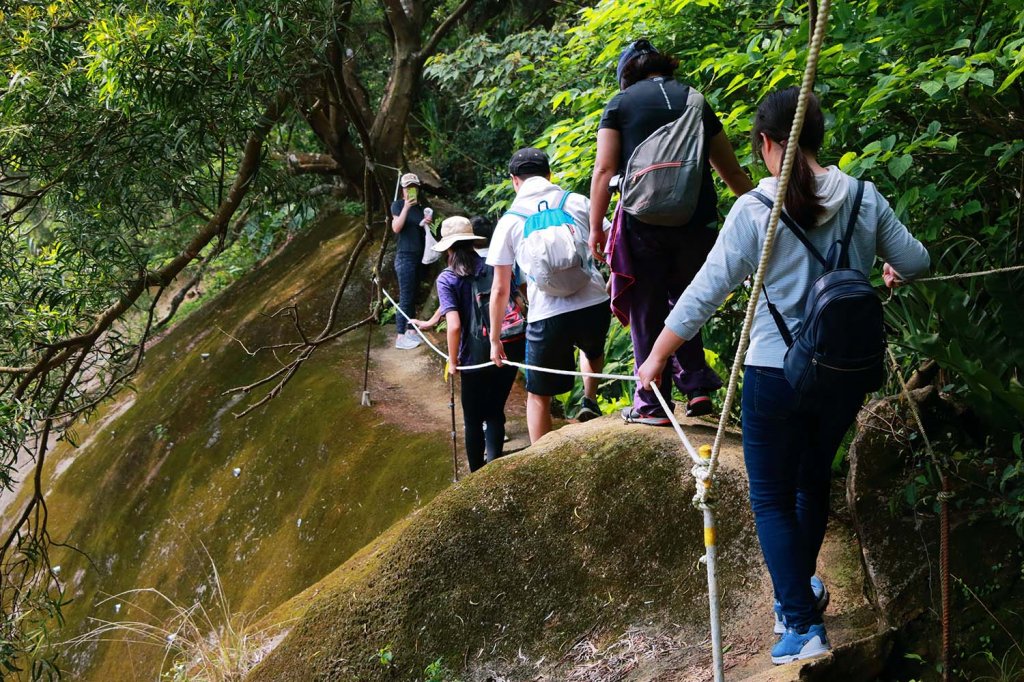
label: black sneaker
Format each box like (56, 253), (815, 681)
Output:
(686, 391), (714, 417)
(575, 396), (601, 422)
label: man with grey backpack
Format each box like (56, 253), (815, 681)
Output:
(588, 39), (753, 425)
(488, 148), (612, 443)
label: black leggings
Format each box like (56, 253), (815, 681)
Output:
(460, 341), (523, 472)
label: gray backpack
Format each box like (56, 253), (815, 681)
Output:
(620, 86), (706, 227)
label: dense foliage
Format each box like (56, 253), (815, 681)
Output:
(427, 0), (1024, 424)
(0, 0), (533, 674)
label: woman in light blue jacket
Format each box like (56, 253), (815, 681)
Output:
(638, 87), (930, 665)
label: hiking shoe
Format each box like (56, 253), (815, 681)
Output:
(395, 333), (419, 350)
(771, 623), (830, 664)
(575, 397), (601, 422)
(773, 575), (830, 635)
(685, 391), (714, 417)
(621, 407), (671, 427)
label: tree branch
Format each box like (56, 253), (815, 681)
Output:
(421, 0), (478, 60)
(13, 91), (290, 392)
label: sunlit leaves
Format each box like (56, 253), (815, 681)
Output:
(430, 0), (1024, 431)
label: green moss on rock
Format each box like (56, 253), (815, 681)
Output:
(250, 421), (761, 681)
(14, 215), (456, 679)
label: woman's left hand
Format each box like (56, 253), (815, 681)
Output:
(637, 355), (667, 391)
(882, 262), (904, 289)
(446, 359), (458, 379)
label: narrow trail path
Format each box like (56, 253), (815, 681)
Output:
(360, 327), (534, 476)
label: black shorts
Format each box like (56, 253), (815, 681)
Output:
(524, 301), (611, 396)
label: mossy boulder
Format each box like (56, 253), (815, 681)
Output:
(846, 387), (1024, 678)
(250, 420), (764, 681)
(2, 214), (456, 679)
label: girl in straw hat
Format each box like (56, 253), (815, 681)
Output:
(412, 216), (526, 471)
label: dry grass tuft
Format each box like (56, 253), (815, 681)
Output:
(66, 550), (291, 681)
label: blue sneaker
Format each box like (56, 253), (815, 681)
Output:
(771, 623), (830, 664)
(773, 575), (830, 634)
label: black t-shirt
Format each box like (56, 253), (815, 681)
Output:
(390, 200), (428, 254)
(599, 77), (724, 229)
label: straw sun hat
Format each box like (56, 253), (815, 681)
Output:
(432, 216), (485, 252)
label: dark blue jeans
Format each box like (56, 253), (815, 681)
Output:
(394, 251), (425, 335)
(741, 366), (864, 630)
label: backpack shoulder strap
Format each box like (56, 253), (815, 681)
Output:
(749, 191), (829, 268)
(556, 191), (571, 211)
(504, 209), (530, 220)
(759, 283), (794, 348)
(837, 179), (865, 269)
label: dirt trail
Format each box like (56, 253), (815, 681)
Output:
(360, 328), (533, 475)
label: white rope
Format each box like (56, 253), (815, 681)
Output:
(913, 263), (1024, 283)
(379, 286), (704, 464)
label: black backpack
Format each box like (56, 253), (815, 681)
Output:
(456, 266), (527, 370)
(751, 180), (885, 401)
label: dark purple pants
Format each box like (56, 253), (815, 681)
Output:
(626, 219), (723, 417)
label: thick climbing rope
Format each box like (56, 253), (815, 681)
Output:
(708, 0), (833, 484)
(685, 3), (833, 679)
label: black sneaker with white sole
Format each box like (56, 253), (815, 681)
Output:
(575, 396), (601, 422)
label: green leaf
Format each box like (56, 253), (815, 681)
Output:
(961, 199), (982, 216)
(838, 151), (858, 171)
(970, 68), (995, 87)
(996, 64), (1024, 94)
(945, 71), (970, 90)
(920, 80), (943, 97)
(888, 154), (913, 179)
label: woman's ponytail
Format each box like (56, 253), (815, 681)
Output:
(752, 87), (826, 229)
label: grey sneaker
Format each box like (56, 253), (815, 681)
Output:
(621, 407), (671, 427)
(395, 333), (419, 350)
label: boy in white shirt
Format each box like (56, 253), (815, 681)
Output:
(487, 148), (612, 443)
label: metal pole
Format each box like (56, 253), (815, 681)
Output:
(704, 505), (724, 682)
(361, 288), (375, 407)
(698, 444), (724, 682)
(940, 477), (951, 681)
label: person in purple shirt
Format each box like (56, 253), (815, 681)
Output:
(411, 216), (525, 472)
(588, 40), (752, 425)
